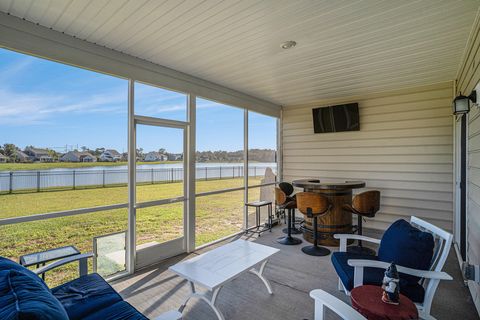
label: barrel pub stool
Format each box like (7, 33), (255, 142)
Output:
(244, 201), (273, 236)
(296, 192), (331, 256)
(343, 190), (381, 255)
(279, 182), (302, 235)
(275, 187), (302, 245)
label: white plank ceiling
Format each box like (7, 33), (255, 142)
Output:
(0, 0), (478, 106)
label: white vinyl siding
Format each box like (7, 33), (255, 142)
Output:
(282, 82), (454, 231)
(458, 11), (480, 313)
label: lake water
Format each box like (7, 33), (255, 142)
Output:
(45, 162), (277, 172)
(0, 162), (277, 192)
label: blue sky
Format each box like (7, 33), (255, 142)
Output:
(0, 48), (276, 154)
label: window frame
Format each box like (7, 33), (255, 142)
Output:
(0, 49), (280, 281)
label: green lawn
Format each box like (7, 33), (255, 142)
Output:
(0, 161), (183, 171)
(0, 177), (267, 286)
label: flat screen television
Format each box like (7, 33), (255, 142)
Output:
(312, 103), (359, 133)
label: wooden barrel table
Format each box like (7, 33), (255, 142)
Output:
(292, 179), (366, 246)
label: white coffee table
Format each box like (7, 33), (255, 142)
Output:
(169, 239), (279, 320)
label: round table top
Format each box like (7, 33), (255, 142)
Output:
(292, 179), (366, 190)
(350, 285), (418, 320)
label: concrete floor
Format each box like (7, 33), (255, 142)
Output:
(112, 227), (479, 320)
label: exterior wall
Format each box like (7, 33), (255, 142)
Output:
(144, 152), (160, 162)
(82, 156), (96, 162)
(282, 82), (454, 232)
(60, 152), (80, 162)
(457, 10), (480, 314)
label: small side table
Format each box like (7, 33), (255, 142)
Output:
(245, 201), (273, 236)
(351, 285), (418, 320)
(19, 246), (81, 280)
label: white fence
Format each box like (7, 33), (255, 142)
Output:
(0, 165), (274, 193)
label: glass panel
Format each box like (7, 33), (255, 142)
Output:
(134, 82), (187, 121)
(0, 208), (128, 287)
(94, 231), (126, 278)
(136, 125), (184, 202)
(248, 111), (277, 186)
(136, 203), (184, 246)
(195, 190), (244, 247)
(0, 187), (129, 219)
(0, 48), (128, 216)
(247, 185), (276, 229)
(195, 177), (245, 194)
(196, 98), (244, 191)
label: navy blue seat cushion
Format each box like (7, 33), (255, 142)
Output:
(83, 301), (148, 320)
(0, 270), (69, 320)
(332, 252), (383, 289)
(0, 257), (48, 289)
(52, 273), (124, 320)
(331, 252), (425, 303)
(378, 219), (434, 283)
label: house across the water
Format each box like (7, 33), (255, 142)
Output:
(144, 152), (168, 162)
(24, 147), (53, 162)
(60, 151), (97, 163)
(99, 149), (122, 162)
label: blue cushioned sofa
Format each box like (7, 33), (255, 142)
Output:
(0, 254), (147, 320)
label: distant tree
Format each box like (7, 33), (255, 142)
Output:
(158, 148), (166, 154)
(248, 149), (276, 162)
(3, 144), (17, 158)
(195, 148), (275, 163)
(81, 146), (87, 152)
(94, 148), (105, 156)
(2, 144), (18, 162)
(85, 148), (96, 155)
(47, 149), (59, 161)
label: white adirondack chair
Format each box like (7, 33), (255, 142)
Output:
(310, 289), (366, 320)
(334, 216), (453, 320)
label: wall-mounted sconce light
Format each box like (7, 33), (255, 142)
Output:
(453, 91), (477, 115)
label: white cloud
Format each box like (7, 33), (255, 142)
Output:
(0, 56), (35, 82)
(135, 100), (225, 116)
(0, 88), (126, 125)
(0, 67), (227, 126)
(134, 83), (226, 114)
(196, 101), (225, 109)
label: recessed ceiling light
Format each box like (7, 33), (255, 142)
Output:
(281, 41), (297, 49)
